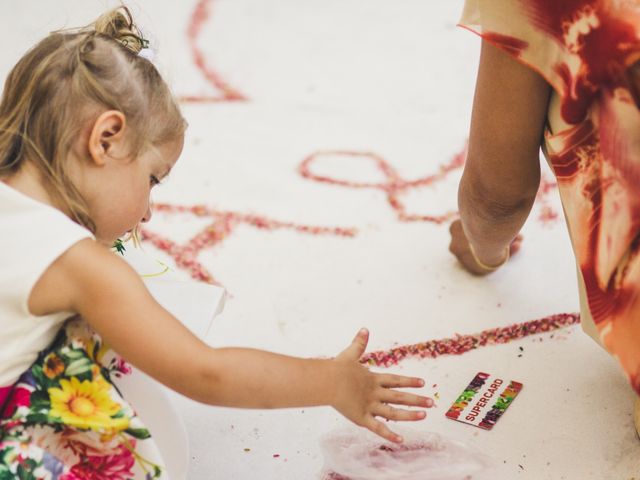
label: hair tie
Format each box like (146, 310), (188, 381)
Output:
(117, 34), (149, 54)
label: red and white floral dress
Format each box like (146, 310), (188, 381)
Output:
(460, 0), (640, 393)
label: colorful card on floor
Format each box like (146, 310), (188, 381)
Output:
(445, 372), (523, 430)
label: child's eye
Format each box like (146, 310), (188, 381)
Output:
(150, 175), (161, 186)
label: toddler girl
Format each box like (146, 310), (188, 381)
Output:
(0, 7), (432, 478)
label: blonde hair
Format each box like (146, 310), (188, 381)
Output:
(0, 6), (186, 232)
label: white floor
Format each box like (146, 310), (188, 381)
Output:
(4, 1), (640, 478)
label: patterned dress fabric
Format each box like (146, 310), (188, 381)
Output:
(0, 318), (166, 479)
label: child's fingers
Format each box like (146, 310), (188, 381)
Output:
(379, 389), (434, 408)
(340, 328), (369, 360)
(373, 403), (426, 422)
(364, 416), (403, 444)
(377, 373), (424, 389)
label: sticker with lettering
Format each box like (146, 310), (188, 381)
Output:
(445, 372), (523, 430)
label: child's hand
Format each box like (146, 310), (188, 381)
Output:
(449, 219), (522, 276)
(331, 328), (433, 443)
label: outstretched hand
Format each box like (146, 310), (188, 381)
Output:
(331, 329), (433, 443)
(448, 219), (522, 276)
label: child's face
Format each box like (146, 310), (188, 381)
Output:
(87, 136), (184, 244)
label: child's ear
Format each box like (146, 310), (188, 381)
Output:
(87, 110), (127, 166)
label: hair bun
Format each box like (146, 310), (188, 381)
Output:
(93, 6), (148, 55)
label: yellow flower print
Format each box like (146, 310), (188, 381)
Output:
(48, 377), (129, 432)
(43, 353), (65, 379)
(87, 337), (110, 364)
(90, 364), (103, 380)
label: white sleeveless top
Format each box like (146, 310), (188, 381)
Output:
(0, 180), (93, 387)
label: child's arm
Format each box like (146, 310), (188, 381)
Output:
(30, 239), (432, 443)
(450, 40), (551, 274)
